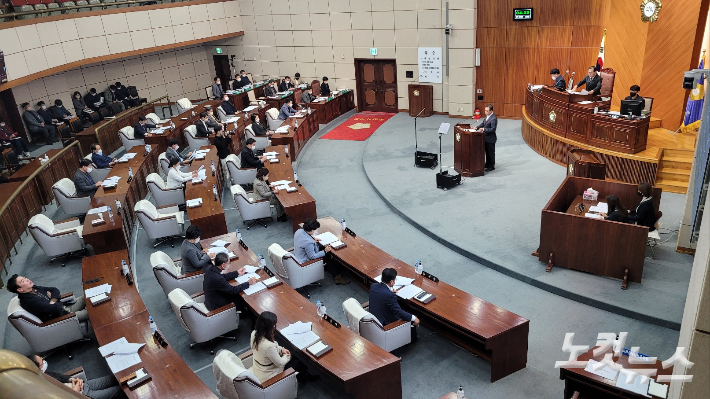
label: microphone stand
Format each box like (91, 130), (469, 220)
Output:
(439, 130), (443, 174)
(414, 108), (425, 160)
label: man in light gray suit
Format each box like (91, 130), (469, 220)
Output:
(212, 77), (224, 99)
(74, 159), (102, 197)
(22, 102), (57, 145)
(476, 104), (498, 172)
(180, 225), (213, 274)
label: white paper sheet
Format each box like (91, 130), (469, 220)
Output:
(271, 180), (292, 186)
(307, 341), (328, 355)
(243, 106), (257, 112)
(648, 379), (668, 398)
(123, 153), (137, 159)
(286, 331), (320, 350)
(236, 273), (260, 284)
(585, 359), (619, 381)
(210, 240), (230, 247)
(280, 321), (312, 335)
(197, 169), (207, 180)
(262, 152), (279, 157)
(438, 123), (451, 135)
(208, 247), (228, 255)
(314, 232), (339, 246)
(374, 275), (415, 287)
(243, 282), (266, 295)
(113, 343), (145, 355)
(99, 337), (129, 357)
(85, 284), (112, 298)
(615, 370), (650, 396)
(588, 202), (609, 213)
(530, 85), (545, 90)
(105, 353), (141, 373)
(243, 265), (259, 273)
(186, 198), (202, 207)
(263, 276), (279, 286)
(584, 213), (603, 219)
(395, 284), (423, 300)
(88, 206), (110, 215)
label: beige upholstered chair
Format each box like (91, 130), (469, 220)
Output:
(226, 154), (257, 186)
(231, 184), (272, 229)
(28, 214), (88, 266)
(342, 298), (411, 352)
(52, 178), (92, 217)
(134, 200), (185, 248)
(213, 349), (298, 399)
(151, 251), (204, 297)
(267, 243), (323, 298)
(147, 173), (185, 207)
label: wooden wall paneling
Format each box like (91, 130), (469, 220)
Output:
(536, 0), (575, 27)
(506, 27), (540, 48)
(641, 0), (705, 130)
(571, 25), (604, 48)
(569, 47), (599, 82)
(538, 26), (574, 48)
(535, 48), (573, 82)
(505, 48), (538, 104)
(477, 47), (506, 108)
(477, 28), (507, 48)
(478, 0), (509, 28)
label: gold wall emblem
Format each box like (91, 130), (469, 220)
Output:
(640, 0), (662, 23)
(549, 110), (557, 123)
(455, 132), (461, 142)
(413, 90), (420, 96)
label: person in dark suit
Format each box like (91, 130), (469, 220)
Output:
(628, 182), (657, 231)
(49, 99), (73, 123)
(204, 105), (223, 128)
(278, 99), (299, 120)
(624, 85), (645, 103)
(476, 104), (498, 172)
(263, 80), (278, 97)
(249, 114), (271, 137)
(232, 76), (244, 90)
(36, 102), (68, 141)
(550, 68), (566, 91)
(239, 70), (251, 86)
(292, 218), (350, 284)
(203, 253), (256, 311)
(90, 143), (117, 169)
(7, 274), (88, 323)
(195, 112), (212, 137)
(278, 76), (294, 92)
(166, 138), (193, 166)
(601, 194), (629, 223)
(241, 138), (266, 168)
(575, 66), (603, 96)
(84, 88), (107, 113)
(301, 87), (316, 104)
(221, 95), (238, 115)
(28, 355), (123, 399)
(369, 268), (419, 327)
(0, 118), (31, 158)
(320, 76), (331, 97)
(115, 82), (137, 108)
(133, 116), (156, 139)
(74, 159), (102, 197)
(104, 85), (126, 113)
(22, 102), (57, 145)
(180, 225), (213, 274)
(212, 77), (224, 99)
(293, 72), (301, 86)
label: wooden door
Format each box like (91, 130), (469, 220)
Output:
(355, 60), (398, 113)
(213, 55), (231, 91)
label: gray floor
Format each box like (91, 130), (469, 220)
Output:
(1, 111), (684, 399)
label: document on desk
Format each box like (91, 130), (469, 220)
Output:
(280, 321), (320, 350)
(186, 198), (203, 208)
(150, 126), (170, 134)
(223, 117), (239, 124)
(395, 284), (424, 300)
(243, 282), (266, 295)
(105, 353), (141, 373)
(271, 180), (292, 186)
(584, 213), (603, 219)
(243, 106), (257, 112)
(615, 369), (650, 396)
(88, 206), (110, 215)
(314, 232), (339, 246)
(207, 246), (228, 255)
(276, 126), (290, 133)
(197, 169), (207, 180)
(243, 265), (259, 273)
(374, 275), (415, 287)
(589, 202), (609, 213)
(262, 152), (280, 157)
(210, 239), (230, 247)
(85, 284), (112, 299)
(585, 359), (619, 381)
(530, 85), (545, 91)
(236, 273), (260, 284)
(124, 153), (137, 159)
(578, 101), (594, 105)
(99, 337), (129, 357)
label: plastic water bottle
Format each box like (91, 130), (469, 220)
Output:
(191, 110), (195, 116)
(285, 146), (289, 157)
(321, 303), (327, 316)
(456, 386), (465, 399)
(341, 218), (347, 231)
(107, 206), (114, 222)
(128, 167), (133, 179)
(121, 259), (129, 275)
(236, 228), (242, 242)
(115, 199), (122, 215)
(417, 260), (424, 275)
(294, 171), (299, 182)
(257, 254), (266, 269)
(213, 184), (218, 201)
(149, 316), (157, 334)
(294, 119), (299, 129)
(593, 103), (599, 114)
(316, 300), (323, 317)
(413, 259), (420, 274)
(211, 160), (216, 176)
(145, 144), (151, 153)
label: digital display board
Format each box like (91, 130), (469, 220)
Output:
(513, 8), (533, 21)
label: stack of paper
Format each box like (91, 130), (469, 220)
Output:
(263, 152), (279, 157)
(578, 101), (594, 105)
(271, 180), (292, 186)
(236, 273), (260, 284)
(102, 176), (121, 187)
(584, 359), (619, 381)
(280, 321), (320, 349)
(243, 265), (259, 273)
(186, 198), (203, 208)
(150, 126), (170, 134)
(615, 370), (650, 396)
(584, 213), (603, 219)
(210, 240), (230, 247)
(197, 169), (207, 180)
(243, 282), (266, 295)
(589, 202), (609, 213)
(223, 117), (240, 124)
(276, 126), (290, 133)
(529, 85), (544, 91)
(99, 337), (144, 373)
(395, 284), (423, 299)
(88, 206), (110, 215)
(314, 232), (339, 246)
(243, 106), (257, 112)
(85, 283), (112, 298)
(208, 246), (228, 255)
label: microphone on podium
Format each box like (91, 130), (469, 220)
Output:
(560, 69), (570, 79)
(567, 71), (576, 90)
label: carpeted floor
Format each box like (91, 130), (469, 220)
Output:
(320, 112), (395, 141)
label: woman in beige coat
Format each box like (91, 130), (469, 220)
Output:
(253, 167), (287, 222)
(250, 311), (318, 384)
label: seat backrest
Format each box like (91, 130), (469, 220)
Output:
(7, 296), (43, 325)
(147, 172), (167, 190)
(185, 124), (198, 139)
(599, 68), (616, 97)
(245, 124), (256, 139)
(293, 88), (303, 105)
(159, 152), (170, 174)
(119, 126), (135, 139)
(643, 97), (654, 112)
(226, 153), (241, 169)
(176, 98), (192, 113)
(145, 113), (161, 124)
(268, 243), (290, 280)
(247, 89), (257, 102)
(167, 288), (204, 332)
(311, 80), (321, 97)
(230, 184), (254, 209)
(217, 106), (228, 120)
(134, 199), (159, 219)
(53, 178), (77, 198)
(150, 250), (180, 276)
(28, 214), (56, 235)
(213, 349), (262, 397)
(265, 108), (279, 120)
(342, 297), (372, 333)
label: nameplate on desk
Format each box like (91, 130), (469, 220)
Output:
(330, 240), (347, 249)
(239, 240), (249, 250)
(91, 218), (106, 226)
(306, 341), (333, 358)
(191, 179), (204, 184)
(286, 187), (298, 193)
(414, 291), (435, 304)
(421, 271), (439, 283)
(89, 293), (111, 305)
(344, 227), (356, 237)
(322, 314), (341, 328)
(263, 266), (274, 277)
(263, 276), (282, 288)
(181, 117), (188, 120)
(269, 158), (279, 163)
(186, 198), (203, 208)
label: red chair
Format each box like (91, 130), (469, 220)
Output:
(10, 0), (28, 6)
(311, 80), (321, 97)
(25, 0), (41, 5)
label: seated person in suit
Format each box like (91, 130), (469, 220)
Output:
(7, 274), (88, 323)
(369, 267), (420, 327)
(74, 159), (103, 197)
(232, 75), (244, 90)
(166, 138), (193, 167)
(239, 70), (251, 86)
(195, 112), (213, 137)
(600, 194), (629, 223)
(104, 85), (126, 113)
(28, 355), (124, 399)
(278, 99), (300, 120)
(166, 157), (197, 189)
(279, 76), (294, 92)
(115, 82), (138, 108)
(575, 66), (602, 96)
(72, 91), (95, 122)
(84, 88), (107, 113)
(133, 115), (156, 139)
(181, 225), (213, 274)
(320, 76), (331, 97)
(49, 99), (74, 123)
(249, 114), (271, 137)
(36, 101), (64, 130)
(204, 252), (256, 311)
(301, 87), (316, 104)
(212, 77), (224, 99)
(250, 311), (317, 384)
(628, 182), (657, 231)
(22, 102), (58, 145)
(550, 68), (566, 91)
(204, 105), (223, 127)
(221, 95), (238, 115)
(241, 138), (267, 168)
(624, 84), (645, 103)
(292, 72), (301, 86)
(253, 168), (286, 222)
(0, 118), (31, 158)
(293, 218), (350, 285)
(90, 143), (117, 169)
(263, 79), (278, 97)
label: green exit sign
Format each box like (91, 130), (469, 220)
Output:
(215, 47), (223, 54)
(370, 48), (377, 56)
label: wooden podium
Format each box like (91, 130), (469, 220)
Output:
(453, 124), (485, 177)
(567, 149), (606, 180)
(408, 84), (433, 117)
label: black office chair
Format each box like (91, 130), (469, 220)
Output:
(128, 86), (148, 105)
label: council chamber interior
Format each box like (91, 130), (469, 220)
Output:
(0, 1), (708, 399)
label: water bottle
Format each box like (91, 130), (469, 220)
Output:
(107, 206), (114, 222)
(257, 254), (266, 269)
(456, 386), (465, 399)
(236, 228), (242, 242)
(211, 160), (216, 176)
(121, 259), (129, 275)
(308, 105), (311, 114)
(294, 171), (299, 182)
(128, 167), (134, 182)
(191, 110), (195, 117)
(593, 103), (599, 114)
(115, 199), (122, 215)
(149, 316), (157, 334)
(341, 218), (346, 231)
(413, 259), (420, 273)
(418, 260), (424, 275)
(145, 144), (151, 153)
(213, 184), (218, 201)
(285, 146), (289, 157)
(320, 303), (326, 316)
(316, 300), (323, 317)
(294, 119), (299, 130)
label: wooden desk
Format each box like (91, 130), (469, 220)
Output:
(317, 217), (530, 382)
(9, 149), (63, 205)
(264, 94), (293, 112)
(202, 233), (403, 399)
(308, 90), (355, 125)
(269, 110), (319, 161)
(263, 145), (317, 231)
(185, 146), (227, 239)
(539, 177), (662, 286)
(82, 203), (127, 255)
(560, 347), (672, 399)
(83, 250), (217, 399)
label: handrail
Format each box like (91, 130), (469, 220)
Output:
(94, 95), (170, 154)
(1, 1), (176, 20)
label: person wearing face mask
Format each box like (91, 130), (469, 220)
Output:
(320, 76), (331, 97)
(181, 225), (214, 274)
(278, 99), (300, 120)
(27, 355), (125, 399)
(212, 76), (225, 99)
(36, 101), (63, 130)
(72, 91), (96, 123)
(293, 218), (351, 285)
(167, 157), (198, 189)
(204, 104), (224, 126)
(232, 75), (244, 90)
(133, 115), (157, 139)
(253, 167), (286, 222)
(221, 95), (238, 116)
(22, 102), (58, 145)
(264, 79), (278, 97)
(239, 70), (251, 86)
(204, 252), (257, 312)
(574, 66), (603, 96)
(84, 88), (108, 114)
(49, 99), (74, 123)
(166, 138), (193, 169)
(0, 117), (31, 158)
(369, 268), (420, 328)
(90, 143), (117, 169)
(301, 87), (316, 104)
(628, 182), (658, 231)
(279, 76), (294, 92)
(241, 138), (267, 168)
(249, 113), (272, 138)
(74, 159), (103, 197)
(104, 85), (126, 113)
(624, 85), (645, 103)
(195, 112), (213, 138)
(550, 68), (566, 91)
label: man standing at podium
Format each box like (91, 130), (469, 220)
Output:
(574, 66), (602, 95)
(476, 104), (497, 172)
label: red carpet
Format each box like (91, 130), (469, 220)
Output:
(320, 112), (395, 141)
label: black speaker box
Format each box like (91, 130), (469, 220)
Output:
(415, 151), (438, 169)
(436, 170), (461, 190)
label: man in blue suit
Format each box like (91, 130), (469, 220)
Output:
(369, 268), (419, 327)
(278, 99), (300, 120)
(476, 104), (498, 172)
(133, 116), (156, 139)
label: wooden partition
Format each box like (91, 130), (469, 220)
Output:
(94, 96), (169, 155)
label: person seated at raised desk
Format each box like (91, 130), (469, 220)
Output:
(278, 99), (300, 120)
(279, 76), (294, 92)
(574, 66), (602, 96)
(369, 267), (420, 328)
(624, 84), (645, 103)
(28, 355), (125, 399)
(7, 274), (88, 323)
(0, 118), (31, 158)
(249, 114), (272, 138)
(90, 143), (117, 169)
(167, 157), (198, 189)
(250, 311), (318, 385)
(254, 167), (287, 222)
(49, 99), (73, 123)
(74, 159), (103, 197)
(550, 68), (566, 91)
(204, 252), (257, 312)
(292, 72), (301, 86)
(600, 194), (629, 223)
(294, 218), (351, 285)
(212, 77), (225, 99)
(239, 70), (251, 86)
(133, 115), (156, 139)
(241, 138), (267, 168)
(301, 87), (316, 104)
(232, 75), (244, 90)
(320, 76), (331, 97)
(628, 182), (657, 231)
(181, 225), (213, 274)
(263, 79), (278, 97)
(195, 112), (213, 137)
(221, 95), (238, 116)
(166, 138), (193, 167)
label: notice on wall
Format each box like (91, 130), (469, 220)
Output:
(418, 47), (442, 84)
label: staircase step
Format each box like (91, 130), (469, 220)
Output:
(656, 183), (688, 194)
(661, 160), (693, 170)
(657, 171), (690, 183)
(656, 177), (688, 187)
(663, 149), (694, 158)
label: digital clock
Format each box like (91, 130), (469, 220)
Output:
(513, 8), (533, 21)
